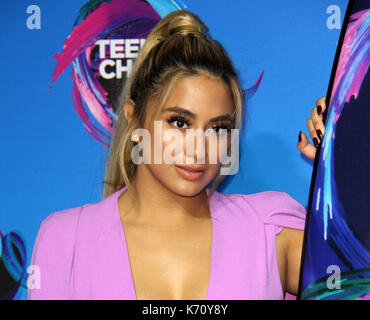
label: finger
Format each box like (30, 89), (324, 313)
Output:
(306, 118), (320, 147)
(297, 131), (317, 161)
(316, 96), (327, 116)
(311, 106), (326, 140)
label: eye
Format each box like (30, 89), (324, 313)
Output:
(168, 116), (190, 129)
(208, 125), (231, 134)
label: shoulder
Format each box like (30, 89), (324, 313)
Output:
(32, 204), (86, 262)
(28, 193), (120, 299)
(37, 201), (91, 242)
(212, 190), (307, 229)
(40, 205), (83, 234)
(241, 190), (305, 213)
(28, 205), (85, 299)
(36, 189), (121, 244)
(211, 189), (305, 214)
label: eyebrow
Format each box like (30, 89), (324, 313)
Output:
(163, 106), (233, 123)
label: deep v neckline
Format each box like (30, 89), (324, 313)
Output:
(114, 186), (216, 300)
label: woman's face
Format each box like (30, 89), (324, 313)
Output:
(140, 74), (235, 197)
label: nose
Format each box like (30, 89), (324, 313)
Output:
(184, 128), (206, 165)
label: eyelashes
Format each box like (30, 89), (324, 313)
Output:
(166, 115), (232, 132)
(167, 115), (190, 129)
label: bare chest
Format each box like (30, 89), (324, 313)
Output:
(122, 218), (213, 300)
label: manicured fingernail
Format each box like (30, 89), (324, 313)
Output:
(316, 129), (323, 140)
(317, 105), (322, 115)
(313, 137), (319, 147)
(298, 131), (302, 142)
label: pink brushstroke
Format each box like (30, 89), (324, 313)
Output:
(52, 0), (160, 83)
(332, 9), (369, 126)
(74, 72), (114, 133)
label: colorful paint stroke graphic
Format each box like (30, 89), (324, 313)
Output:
(52, 0), (184, 146)
(300, 4), (370, 300)
(51, 0), (263, 147)
(0, 228), (28, 300)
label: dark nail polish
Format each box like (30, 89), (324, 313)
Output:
(298, 131), (302, 142)
(316, 129), (323, 140)
(317, 105), (322, 115)
(313, 137), (319, 148)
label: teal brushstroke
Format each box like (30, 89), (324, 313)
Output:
(75, 0), (107, 26)
(301, 268), (370, 300)
(75, 0), (188, 24)
(145, 0), (187, 18)
(322, 110), (334, 240)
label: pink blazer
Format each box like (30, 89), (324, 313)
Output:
(27, 187), (306, 299)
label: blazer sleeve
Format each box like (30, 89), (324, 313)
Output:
(262, 191), (307, 234)
(27, 208), (80, 300)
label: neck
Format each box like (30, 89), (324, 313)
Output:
(120, 164), (210, 228)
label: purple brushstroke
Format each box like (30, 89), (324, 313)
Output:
(243, 70), (264, 100)
(51, 0), (264, 146)
(52, 0), (160, 83)
(52, 0), (160, 146)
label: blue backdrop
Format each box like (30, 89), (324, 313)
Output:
(0, 0), (347, 299)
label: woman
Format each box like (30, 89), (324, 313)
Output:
(28, 10), (327, 300)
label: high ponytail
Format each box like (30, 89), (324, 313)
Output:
(102, 10), (243, 199)
(119, 10), (210, 113)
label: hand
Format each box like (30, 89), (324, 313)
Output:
(296, 97), (327, 161)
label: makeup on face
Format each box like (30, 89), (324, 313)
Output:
(174, 164), (206, 181)
(163, 106), (233, 134)
(162, 106), (234, 167)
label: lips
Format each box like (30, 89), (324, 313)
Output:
(174, 164), (206, 181)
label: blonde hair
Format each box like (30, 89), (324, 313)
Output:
(102, 9), (244, 200)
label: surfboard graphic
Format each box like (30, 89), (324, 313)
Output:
(298, 0), (370, 300)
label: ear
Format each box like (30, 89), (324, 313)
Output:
(123, 99), (135, 124)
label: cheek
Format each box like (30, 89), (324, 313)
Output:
(206, 134), (230, 165)
(218, 136), (230, 163)
(207, 163), (221, 177)
(149, 122), (185, 164)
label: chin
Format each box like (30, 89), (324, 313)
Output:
(170, 180), (207, 198)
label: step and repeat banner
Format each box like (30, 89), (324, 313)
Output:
(1, 0), (361, 300)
